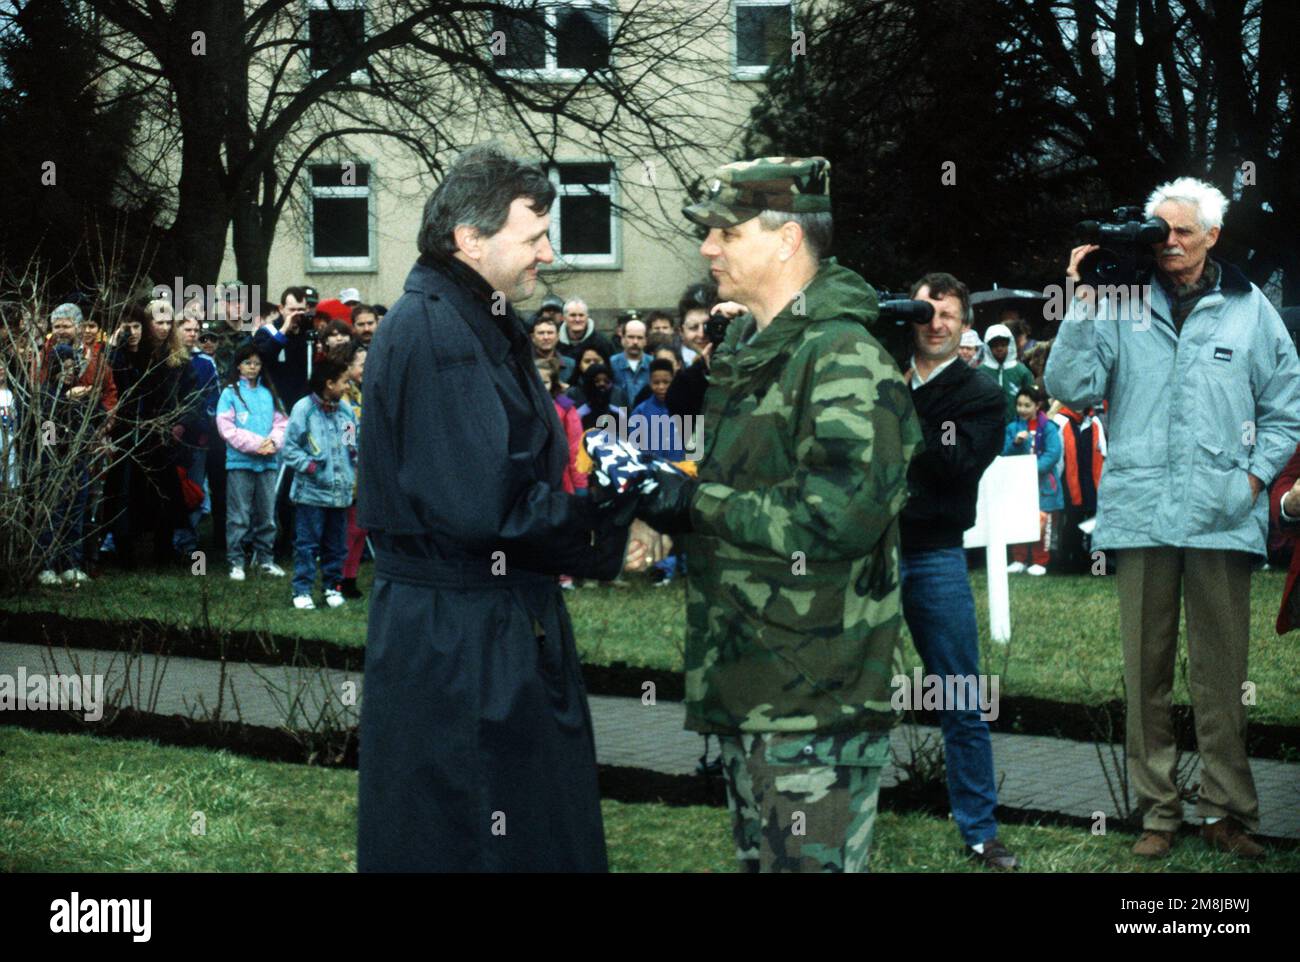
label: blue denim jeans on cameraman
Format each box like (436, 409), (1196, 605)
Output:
(292, 503), (347, 598)
(900, 546), (999, 847)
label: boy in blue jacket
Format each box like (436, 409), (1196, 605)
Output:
(1003, 384), (1063, 575)
(282, 357), (358, 609)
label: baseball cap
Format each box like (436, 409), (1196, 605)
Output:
(339, 287), (362, 304)
(314, 299), (352, 323)
(683, 156), (831, 228)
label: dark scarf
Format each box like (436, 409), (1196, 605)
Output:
(312, 392), (338, 414)
(1158, 258), (1220, 333)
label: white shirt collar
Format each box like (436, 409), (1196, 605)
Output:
(909, 353), (960, 390)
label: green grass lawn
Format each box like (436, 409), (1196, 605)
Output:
(3, 562), (1299, 726)
(1, 727), (1292, 873)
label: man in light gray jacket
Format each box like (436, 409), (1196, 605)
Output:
(1045, 176), (1300, 861)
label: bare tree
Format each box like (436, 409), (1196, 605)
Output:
(66, 0), (737, 292)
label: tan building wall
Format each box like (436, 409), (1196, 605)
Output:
(217, 0), (809, 328)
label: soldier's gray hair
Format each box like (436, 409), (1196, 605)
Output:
(1144, 177), (1229, 230)
(418, 143), (556, 259)
(757, 210), (833, 261)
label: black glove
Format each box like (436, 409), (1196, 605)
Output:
(635, 472), (697, 535)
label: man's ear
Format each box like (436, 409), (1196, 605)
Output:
(453, 224), (482, 260)
(1205, 225), (1220, 250)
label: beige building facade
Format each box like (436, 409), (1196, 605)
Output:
(216, 0), (805, 327)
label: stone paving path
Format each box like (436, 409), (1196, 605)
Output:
(3, 641), (1297, 838)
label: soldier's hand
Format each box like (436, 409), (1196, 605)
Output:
(635, 472), (696, 535)
(710, 301), (747, 319)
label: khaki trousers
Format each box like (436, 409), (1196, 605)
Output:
(1116, 547), (1259, 832)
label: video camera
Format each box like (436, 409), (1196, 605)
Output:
(1075, 206), (1169, 286)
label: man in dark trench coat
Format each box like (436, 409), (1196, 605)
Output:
(356, 145), (630, 872)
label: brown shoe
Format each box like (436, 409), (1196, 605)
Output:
(1202, 819), (1266, 860)
(967, 838), (1019, 870)
(1132, 830), (1175, 857)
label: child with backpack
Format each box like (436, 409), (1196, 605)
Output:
(215, 344), (288, 580)
(282, 357), (358, 609)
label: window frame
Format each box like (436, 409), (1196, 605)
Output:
(732, 0), (794, 81)
(491, 0), (614, 83)
(544, 160), (621, 271)
(305, 159), (378, 274)
(304, 0), (369, 85)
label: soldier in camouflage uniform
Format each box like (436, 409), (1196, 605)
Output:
(634, 157), (923, 872)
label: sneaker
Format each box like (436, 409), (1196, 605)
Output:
(292, 595), (316, 610)
(1026, 564), (1047, 576)
(967, 838), (1019, 870)
(1202, 818), (1266, 860)
(324, 589), (345, 608)
(1006, 561), (1026, 574)
(651, 569), (674, 588)
(258, 562), (286, 578)
(37, 569), (61, 586)
(1132, 829), (1175, 858)
(60, 568), (90, 585)
(229, 565), (246, 582)
(558, 575), (576, 591)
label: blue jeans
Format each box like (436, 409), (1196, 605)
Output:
(900, 546), (999, 846)
(292, 504), (347, 597)
(173, 443), (208, 556)
(38, 460), (90, 572)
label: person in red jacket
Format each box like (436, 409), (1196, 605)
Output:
(1268, 444), (1300, 633)
(537, 356), (586, 591)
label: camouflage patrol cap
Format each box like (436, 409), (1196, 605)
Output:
(683, 156), (831, 228)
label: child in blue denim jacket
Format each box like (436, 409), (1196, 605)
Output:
(1003, 383), (1063, 575)
(281, 357), (358, 609)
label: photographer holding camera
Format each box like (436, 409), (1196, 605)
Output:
(1045, 177), (1300, 860)
(630, 157), (922, 872)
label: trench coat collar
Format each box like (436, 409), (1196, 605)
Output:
(404, 254), (530, 366)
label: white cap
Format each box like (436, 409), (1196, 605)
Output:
(339, 288), (362, 304)
(960, 329), (982, 347)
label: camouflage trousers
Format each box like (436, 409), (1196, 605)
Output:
(718, 729), (890, 873)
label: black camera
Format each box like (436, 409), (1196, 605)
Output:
(705, 311), (731, 347)
(869, 291), (935, 370)
(1075, 205), (1170, 286)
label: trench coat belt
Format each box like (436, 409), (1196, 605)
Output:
(374, 550), (555, 590)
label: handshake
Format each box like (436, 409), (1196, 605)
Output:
(581, 431), (698, 538)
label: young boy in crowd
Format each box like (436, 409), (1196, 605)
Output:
(282, 357), (358, 609)
(630, 357), (686, 586)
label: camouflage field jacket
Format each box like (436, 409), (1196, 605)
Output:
(683, 257), (923, 735)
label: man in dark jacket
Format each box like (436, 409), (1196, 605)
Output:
(900, 272), (1016, 869)
(356, 145), (630, 872)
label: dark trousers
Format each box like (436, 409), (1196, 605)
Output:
(292, 503), (347, 597)
(205, 439), (228, 554)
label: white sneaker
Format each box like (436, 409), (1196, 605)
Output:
(38, 569), (61, 586)
(1026, 564), (1047, 576)
(61, 568), (89, 585)
(229, 565), (246, 582)
(293, 595), (316, 610)
(324, 589), (345, 608)
(1006, 562), (1026, 574)
(258, 562), (286, 578)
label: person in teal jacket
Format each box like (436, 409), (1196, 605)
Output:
(1003, 383), (1062, 574)
(282, 356), (358, 609)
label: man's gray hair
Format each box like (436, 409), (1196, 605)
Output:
(757, 210), (833, 261)
(50, 302), (84, 324)
(1144, 177), (1229, 230)
(417, 144), (556, 259)
(564, 298), (587, 314)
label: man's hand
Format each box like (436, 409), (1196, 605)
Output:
(635, 472), (697, 535)
(1066, 244), (1099, 307)
(68, 385), (91, 400)
(1249, 472), (1264, 505)
(710, 301), (747, 319)
(1281, 477), (1300, 518)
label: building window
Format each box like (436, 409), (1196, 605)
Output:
(307, 0), (367, 81)
(547, 162), (618, 269)
(492, 2), (611, 78)
(308, 163), (374, 271)
(734, 0), (792, 80)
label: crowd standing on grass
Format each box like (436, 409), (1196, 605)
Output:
(4, 154), (1299, 872)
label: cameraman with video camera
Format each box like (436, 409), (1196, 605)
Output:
(1045, 177), (1300, 861)
(626, 157), (922, 872)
